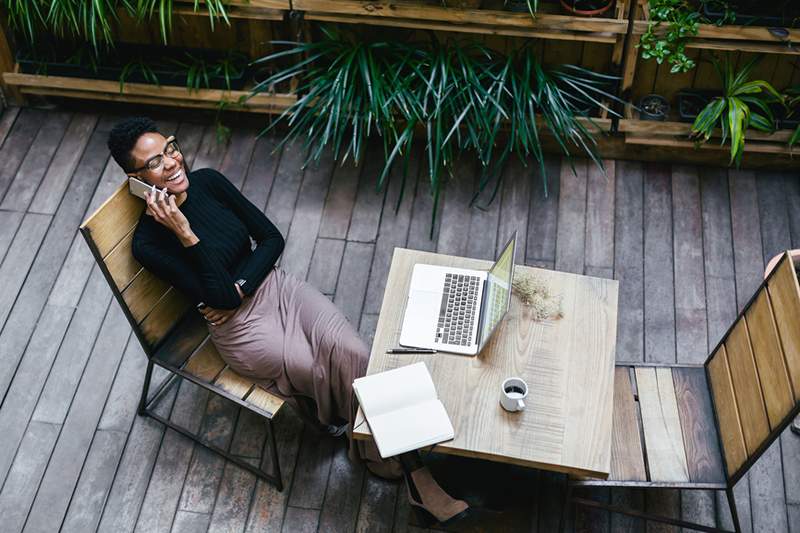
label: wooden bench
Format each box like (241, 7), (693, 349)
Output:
(563, 251), (800, 533)
(80, 181), (286, 490)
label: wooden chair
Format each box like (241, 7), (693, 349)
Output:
(563, 251), (800, 533)
(79, 181), (287, 490)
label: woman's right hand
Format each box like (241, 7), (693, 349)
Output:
(145, 189), (198, 246)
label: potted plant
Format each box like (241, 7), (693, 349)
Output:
(702, 0), (800, 27)
(783, 86), (800, 147)
(559, 0), (614, 16)
(690, 55), (783, 165)
(676, 90), (715, 121)
(639, 94), (670, 120)
(505, 0), (537, 15)
(639, 0), (701, 73)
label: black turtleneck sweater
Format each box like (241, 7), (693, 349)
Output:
(132, 168), (285, 310)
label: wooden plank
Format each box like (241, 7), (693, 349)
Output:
(3, 73), (296, 113)
(643, 163), (675, 364)
(585, 160), (615, 275)
(496, 157), (531, 263)
(307, 238), (345, 294)
(609, 367), (646, 481)
(0, 305), (72, 488)
(103, 229), (141, 291)
(729, 170), (764, 310)
(282, 506), (320, 533)
(246, 386), (284, 417)
(22, 304), (131, 531)
(295, 0), (629, 33)
(613, 160), (644, 363)
(281, 149), (334, 280)
(32, 268), (112, 426)
(184, 338), (226, 382)
(672, 165), (707, 365)
(138, 289), (191, 347)
(207, 462), (255, 533)
(725, 320), (770, 457)
(700, 168), (738, 347)
(767, 254), (800, 401)
(0, 109), (42, 199)
(288, 425), (335, 509)
(214, 366), (254, 399)
(0, 213), (51, 328)
(347, 144), (388, 243)
(29, 113), (98, 215)
(97, 336), (148, 434)
(745, 290), (794, 429)
(0, 421), (60, 533)
(265, 139), (304, 237)
(60, 429), (127, 533)
(0, 111), (70, 210)
(436, 158), (475, 257)
(554, 157), (587, 274)
(317, 440), (365, 533)
(243, 411), (304, 532)
(96, 385), (179, 532)
(634, 367), (690, 482)
(466, 170), (501, 261)
(173, 510), (211, 532)
(406, 156), (441, 253)
(363, 148), (419, 315)
(673, 367), (725, 483)
(81, 182), (145, 259)
(122, 270), (172, 323)
(190, 125), (228, 174)
(152, 312), (209, 369)
(355, 475), (398, 533)
(240, 134), (281, 212)
(0, 107), (20, 148)
(757, 172), (792, 262)
(0, 210), (24, 264)
(333, 241), (374, 326)
(318, 160), (361, 239)
(218, 127), (257, 189)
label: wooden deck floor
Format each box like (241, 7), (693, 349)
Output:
(0, 105), (797, 533)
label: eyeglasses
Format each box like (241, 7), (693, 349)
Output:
(132, 136), (181, 173)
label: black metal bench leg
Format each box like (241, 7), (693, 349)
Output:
(138, 359), (154, 416)
(267, 418), (283, 492)
(726, 487), (742, 533)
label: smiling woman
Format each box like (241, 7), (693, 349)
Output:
(106, 117), (472, 528)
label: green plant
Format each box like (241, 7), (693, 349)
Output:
(785, 86), (800, 147)
(119, 59), (160, 92)
(639, 0), (700, 73)
(251, 27), (623, 230)
(690, 55), (782, 166)
(1, 0), (232, 49)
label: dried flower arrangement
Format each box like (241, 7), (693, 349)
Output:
(511, 272), (563, 321)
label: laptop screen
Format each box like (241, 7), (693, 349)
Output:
(477, 232), (516, 353)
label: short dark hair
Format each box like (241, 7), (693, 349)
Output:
(107, 117), (159, 173)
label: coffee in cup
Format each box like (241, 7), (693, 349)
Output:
(500, 377), (528, 412)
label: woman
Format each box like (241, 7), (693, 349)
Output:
(107, 117), (469, 525)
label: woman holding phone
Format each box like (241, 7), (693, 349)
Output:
(107, 117), (469, 526)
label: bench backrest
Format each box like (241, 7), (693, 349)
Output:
(79, 181), (191, 355)
(705, 251), (800, 485)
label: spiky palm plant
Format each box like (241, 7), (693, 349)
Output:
(690, 55), (782, 166)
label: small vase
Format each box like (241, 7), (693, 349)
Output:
(638, 94), (669, 121)
(559, 0), (613, 16)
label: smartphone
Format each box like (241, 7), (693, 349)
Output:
(128, 177), (154, 200)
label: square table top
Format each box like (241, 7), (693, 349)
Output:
(353, 248), (619, 479)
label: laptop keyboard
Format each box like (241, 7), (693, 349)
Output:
(435, 273), (481, 346)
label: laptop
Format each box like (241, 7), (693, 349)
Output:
(399, 232), (517, 356)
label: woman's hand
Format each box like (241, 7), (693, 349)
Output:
(145, 188), (198, 247)
(199, 305), (237, 326)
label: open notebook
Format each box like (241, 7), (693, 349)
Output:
(353, 362), (454, 458)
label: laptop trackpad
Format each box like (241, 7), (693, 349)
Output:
(399, 290), (441, 348)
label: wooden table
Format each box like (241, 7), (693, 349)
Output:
(353, 248), (620, 479)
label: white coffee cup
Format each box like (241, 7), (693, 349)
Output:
(500, 377), (528, 412)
